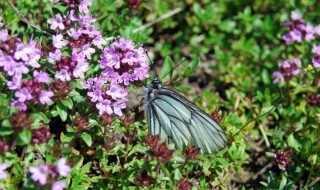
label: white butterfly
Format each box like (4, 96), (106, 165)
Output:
(144, 77), (227, 153)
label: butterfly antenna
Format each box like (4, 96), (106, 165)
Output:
(233, 96), (283, 138)
(159, 57), (189, 81)
(145, 50), (158, 79)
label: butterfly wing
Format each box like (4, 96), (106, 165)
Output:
(145, 87), (227, 153)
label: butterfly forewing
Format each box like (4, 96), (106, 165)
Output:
(145, 85), (227, 154)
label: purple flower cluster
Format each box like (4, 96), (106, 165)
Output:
(48, 0), (106, 82)
(32, 125), (51, 144)
(280, 11), (320, 70)
(0, 30), (54, 110)
(312, 44), (320, 68)
(272, 58), (301, 84)
(306, 94), (320, 107)
(282, 11), (319, 44)
(0, 137), (9, 154)
(99, 38), (149, 85)
(82, 38), (149, 116)
(29, 158), (71, 189)
(274, 150), (291, 171)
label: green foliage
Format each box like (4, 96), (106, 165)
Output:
(0, 0), (320, 189)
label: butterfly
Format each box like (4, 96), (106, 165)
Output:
(143, 76), (227, 154)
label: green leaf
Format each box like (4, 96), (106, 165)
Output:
(70, 185), (88, 190)
(31, 112), (49, 124)
(287, 134), (300, 150)
(81, 162), (92, 174)
(190, 57), (199, 73)
(0, 125), (13, 136)
(129, 144), (148, 156)
(70, 89), (85, 102)
(80, 133), (92, 147)
(262, 69), (270, 84)
(1, 119), (11, 127)
(57, 102), (68, 121)
(202, 159), (211, 176)
(61, 133), (76, 143)
(173, 168), (182, 181)
(71, 175), (82, 187)
(159, 56), (174, 80)
(62, 98), (73, 109)
(16, 130), (31, 145)
(159, 163), (170, 176)
(257, 91), (264, 101)
(279, 172), (287, 190)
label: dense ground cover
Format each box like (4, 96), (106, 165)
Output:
(0, 0), (319, 189)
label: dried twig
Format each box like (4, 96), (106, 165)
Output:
(252, 162), (273, 180)
(6, 0), (53, 35)
(133, 7), (183, 33)
(308, 177), (320, 188)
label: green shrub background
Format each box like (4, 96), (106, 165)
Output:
(0, 0), (319, 189)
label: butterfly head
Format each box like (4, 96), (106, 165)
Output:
(151, 76), (161, 89)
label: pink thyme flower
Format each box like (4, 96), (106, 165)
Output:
(96, 99), (113, 115)
(15, 87), (33, 102)
(88, 89), (103, 102)
(82, 44), (95, 59)
(106, 84), (128, 100)
(304, 23), (315, 41)
(312, 44), (320, 68)
(0, 29), (8, 41)
(11, 100), (27, 111)
(312, 44), (320, 55)
(34, 71), (50, 83)
(272, 72), (284, 84)
(51, 181), (67, 190)
(92, 35), (106, 49)
(113, 101), (126, 116)
(7, 77), (22, 90)
(314, 25), (320, 36)
(55, 69), (71, 81)
(291, 11), (302, 20)
(71, 49), (85, 62)
(5, 61), (29, 77)
(53, 34), (68, 49)
(0, 16), (4, 28)
(82, 25), (100, 38)
(79, 0), (92, 14)
(274, 150), (291, 171)
(68, 10), (78, 22)
(0, 163), (8, 180)
(67, 28), (83, 40)
(48, 49), (62, 63)
(282, 58), (301, 77)
(272, 58), (301, 84)
(39, 91), (54, 104)
(77, 15), (96, 26)
(29, 165), (49, 185)
(73, 62), (89, 78)
(0, 137), (9, 154)
(312, 57), (320, 68)
(14, 43), (33, 61)
(55, 158), (71, 177)
(48, 14), (65, 30)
